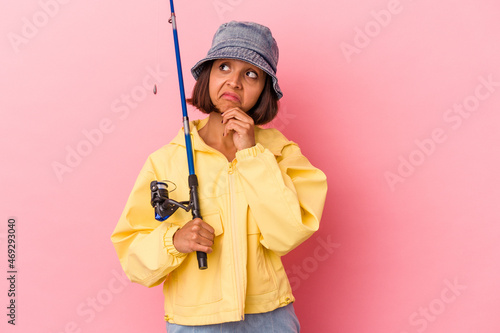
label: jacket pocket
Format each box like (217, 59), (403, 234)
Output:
(246, 209), (278, 296)
(173, 211), (224, 307)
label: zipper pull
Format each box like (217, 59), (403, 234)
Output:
(228, 160), (237, 174)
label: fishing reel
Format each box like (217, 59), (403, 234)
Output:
(150, 180), (190, 221)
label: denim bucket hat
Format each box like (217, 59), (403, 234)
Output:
(191, 21), (283, 99)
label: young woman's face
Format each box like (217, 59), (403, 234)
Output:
(209, 59), (266, 113)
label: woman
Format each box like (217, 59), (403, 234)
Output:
(111, 21), (327, 332)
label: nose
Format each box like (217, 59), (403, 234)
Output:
(226, 71), (242, 89)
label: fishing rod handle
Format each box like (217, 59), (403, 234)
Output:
(189, 174), (208, 270)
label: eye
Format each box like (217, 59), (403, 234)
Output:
(219, 63), (230, 71)
(246, 70), (258, 79)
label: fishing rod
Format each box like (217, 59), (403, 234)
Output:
(150, 0), (207, 270)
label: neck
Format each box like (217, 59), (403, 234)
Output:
(198, 112), (237, 160)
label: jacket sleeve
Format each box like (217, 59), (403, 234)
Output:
(110, 156), (188, 288)
(235, 142), (327, 256)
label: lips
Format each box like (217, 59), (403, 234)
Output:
(221, 92), (240, 103)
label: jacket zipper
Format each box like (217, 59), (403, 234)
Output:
(228, 161), (244, 320)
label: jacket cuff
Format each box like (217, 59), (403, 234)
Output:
(163, 225), (187, 258)
(236, 143), (265, 160)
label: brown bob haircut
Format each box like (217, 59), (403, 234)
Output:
(187, 60), (279, 125)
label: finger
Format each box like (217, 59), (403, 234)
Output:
(223, 114), (252, 125)
(187, 220), (215, 244)
(193, 243), (213, 254)
(221, 108), (253, 124)
(190, 232), (214, 253)
(199, 221), (215, 235)
(221, 107), (244, 116)
(192, 235), (213, 249)
(190, 218), (215, 235)
(191, 218), (204, 225)
(225, 119), (252, 132)
(196, 227), (215, 243)
(224, 122), (253, 139)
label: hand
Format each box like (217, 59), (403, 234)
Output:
(221, 108), (256, 151)
(173, 218), (215, 254)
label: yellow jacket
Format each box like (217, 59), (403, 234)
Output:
(111, 117), (327, 326)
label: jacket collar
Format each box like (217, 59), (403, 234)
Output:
(170, 116), (288, 156)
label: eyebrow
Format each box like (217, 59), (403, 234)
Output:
(216, 59), (262, 73)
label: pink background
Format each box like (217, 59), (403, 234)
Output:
(2, 0), (500, 332)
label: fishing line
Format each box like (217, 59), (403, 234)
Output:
(149, 0), (207, 270)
